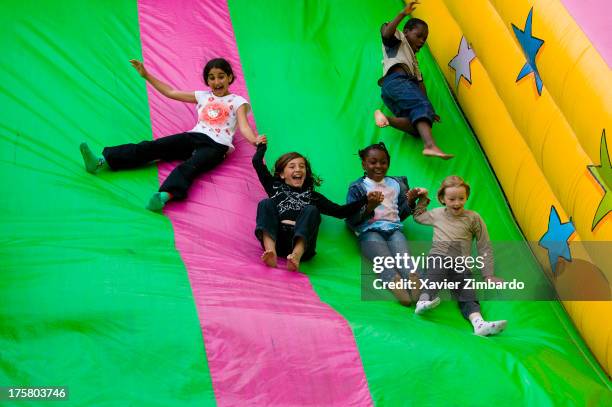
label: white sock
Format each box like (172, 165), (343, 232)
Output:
(470, 314), (507, 336)
(415, 296), (441, 315)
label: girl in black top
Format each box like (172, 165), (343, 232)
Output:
(252, 139), (378, 271)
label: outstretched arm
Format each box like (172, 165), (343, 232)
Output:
(314, 194), (367, 219)
(399, 187), (420, 219)
(130, 59), (197, 103)
(381, 2), (419, 40)
(252, 141), (275, 195)
(412, 189), (434, 225)
(316, 192), (382, 219)
(236, 104), (259, 145)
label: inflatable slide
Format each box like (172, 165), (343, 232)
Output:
(1, 0), (610, 405)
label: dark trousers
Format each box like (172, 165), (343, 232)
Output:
(381, 71), (435, 125)
(422, 255), (481, 319)
(102, 132), (228, 200)
(255, 199), (321, 260)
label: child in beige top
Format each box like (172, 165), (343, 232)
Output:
(412, 176), (507, 336)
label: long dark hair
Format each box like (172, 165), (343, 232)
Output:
(203, 58), (235, 85)
(273, 152), (322, 189)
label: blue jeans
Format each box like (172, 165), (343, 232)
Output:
(381, 71), (435, 125)
(359, 229), (416, 284)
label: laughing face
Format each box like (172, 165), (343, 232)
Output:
(280, 157), (307, 188)
(362, 149), (389, 182)
(206, 67), (232, 97)
(404, 24), (428, 53)
(441, 186), (467, 216)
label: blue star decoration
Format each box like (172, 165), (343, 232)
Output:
(448, 36), (476, 89)
(539, 206), (575, 273)
(512, 8), (544, 95)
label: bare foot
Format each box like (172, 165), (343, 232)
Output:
(287, 253), (301, 271)
(422, 147), (454, 160)
(261, 250), (277, 268)
(374, 110), (389, 128)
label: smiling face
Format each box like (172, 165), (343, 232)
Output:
(442, 186), (467, 216)
(280, 157), (307, 188)
(404, 24), (428, 53)
(362, 149), (389, 182)
(206, 67), (232, 97)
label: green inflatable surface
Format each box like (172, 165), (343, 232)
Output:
(0, 0), (609, 405)
(0, 1), (215, 405)
(230, 0), (610, 405)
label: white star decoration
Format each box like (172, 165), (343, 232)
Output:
(448, 36), (476, 89)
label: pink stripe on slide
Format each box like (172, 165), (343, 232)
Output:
(560, 0), (611, 67)
(136, 1), (372, 405)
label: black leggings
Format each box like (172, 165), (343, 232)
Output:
(102, 132), (228, 200)
(255, 199), (321, 260)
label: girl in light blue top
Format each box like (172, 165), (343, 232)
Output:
(346, 142), (422, 306)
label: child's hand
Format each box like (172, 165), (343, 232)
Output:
(255, 135), (267, 145)
(366, 191), (384, 210)
(403, 1), (420, 15)
(485, 276), (505, 284)
(406, 188), (419, 203)
(371, 191), (384, 203)
(406, 187), (428, 202)
(129, 59), (148, 78)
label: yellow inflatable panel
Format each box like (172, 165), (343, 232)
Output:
(436, 0), (611, 241)
(488, 0), (612, 163)
(412, 0), (611, 376)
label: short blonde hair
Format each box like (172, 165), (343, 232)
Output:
(437, 175), (470, 205)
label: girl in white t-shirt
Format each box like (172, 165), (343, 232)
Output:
(79, 58), (263, 211)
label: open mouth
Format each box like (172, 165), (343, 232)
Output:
(289, 174), (304, 185)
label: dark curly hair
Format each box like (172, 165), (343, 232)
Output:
(358, 142), (391, 165)
(404, 17), (428, 32)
